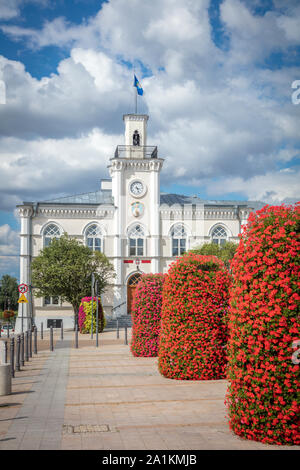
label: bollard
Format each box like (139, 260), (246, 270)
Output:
(75, 324), (78, 349)
(50, 326), (53, 351)
(25, 330), (29, 362)
(10, 337), (15, 378)
(29, 329), (32, 358)
(116, 319), (119, 339)
(34, 327), (37, 354)
(7, 323), (9, 338)
(0, 364), (11, 396)
(91, 296), (94, 340)
(0, 341), (7, 363)
(41, 322), (43, 340)
(124, 324), (128, 345)
(61, 321), (63, 340)
(21, 333), (25, 366)
(96, 297), (99, 348)
(16, 335), (21, 372)
(0, 324), (1, 337)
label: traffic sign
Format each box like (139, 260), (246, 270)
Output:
(18, 293), (28, 303)
(18, 283), (28, 294)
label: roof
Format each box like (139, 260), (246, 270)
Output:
(41, 190), (114, 205)
(39, 189), (264, 210)
(160, 193), (265, 209)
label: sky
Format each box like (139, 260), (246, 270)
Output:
(0, 0), (299, 280)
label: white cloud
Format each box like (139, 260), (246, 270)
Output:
(220, 0), (300, 66)
(277, 6), (300, 43)
(204, 167), (300, 204)
(0, 224), (19, 278)
(0, 0), (48, 20)
(0, 128), (122, 205)
(0, 0), (21, 20)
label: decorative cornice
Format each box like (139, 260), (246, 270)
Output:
(36, 206), (115, 219)
(123, 114), (149, 122)
(160, 207), (250, 220)
(109, 159), (163, 174)
(17, 206), (34, 218)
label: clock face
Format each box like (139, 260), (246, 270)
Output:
(130, 181), (144, 196)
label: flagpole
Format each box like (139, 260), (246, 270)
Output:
(135, 85), (137, 114)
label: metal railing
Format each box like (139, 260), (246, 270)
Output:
(111, 301), (126, 313)
(113, 145), (158, 159)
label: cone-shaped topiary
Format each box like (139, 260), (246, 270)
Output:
(78, 296), (106, 333)
(130, 273), (165, 357)
(158, 253), (232, 380)
(226, 203), (300, 445)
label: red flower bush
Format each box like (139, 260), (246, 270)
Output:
(158, 254), (232, 380)
(78, 296), (105, 334)
(226, 203), (300, 445)
(130, 273), (165, 357)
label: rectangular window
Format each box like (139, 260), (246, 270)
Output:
(172, 239), (179, 256)
(129, 238), (144, 256)
(44, 296), (60, 306)
(45, 237), (51, 247)
(137, 238), (144, 256)
(130, 238), (136, 256)
(180, 239), (186, 254)
(95, 238), (101, 251)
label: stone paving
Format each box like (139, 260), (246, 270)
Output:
(0, 329), (298, 450)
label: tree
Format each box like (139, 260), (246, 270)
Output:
(31, 234), (115, 327)
(188, 241), (237, 269)
(0, 274), (19, 311)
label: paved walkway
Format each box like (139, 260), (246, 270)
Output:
(0, 329), (298, 450)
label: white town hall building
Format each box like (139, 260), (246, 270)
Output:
(16, 113), (263, 331)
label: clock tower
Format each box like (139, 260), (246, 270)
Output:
(109, 114), (164, 313)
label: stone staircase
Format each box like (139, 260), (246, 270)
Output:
(105, 314), (132, 330)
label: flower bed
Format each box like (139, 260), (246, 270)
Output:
(78, 296), (105, 333)
(158, 254), (232, 380)
(226, 203), (300, 445)
(130, 273), (165, 357)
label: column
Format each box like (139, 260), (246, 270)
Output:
(150, 161), (162, 273)
(111, 162), (126, 317)
(15, 205), (33, 334)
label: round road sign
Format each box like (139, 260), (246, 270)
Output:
(18, 283), (28, 294)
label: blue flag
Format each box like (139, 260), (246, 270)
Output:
(134, 75), (143, 96)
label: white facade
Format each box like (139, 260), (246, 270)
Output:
(15, 113), (263, 332)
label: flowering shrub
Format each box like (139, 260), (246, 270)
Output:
(226, 203), (300, 445)
(130, 273), (165, 357)
(3, 309), (15, 319)
(78, 296), (105, 334)
(158, 254), (232, 380)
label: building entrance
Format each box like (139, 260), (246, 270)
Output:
(127, 273), (141, 314)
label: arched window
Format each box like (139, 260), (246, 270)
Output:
(171, 224), (187, 256)
(86, 224), (102, 252)
(43, 224), (61, 247)
(211, 226), (227, 246)
(128, 224), (144, 256)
